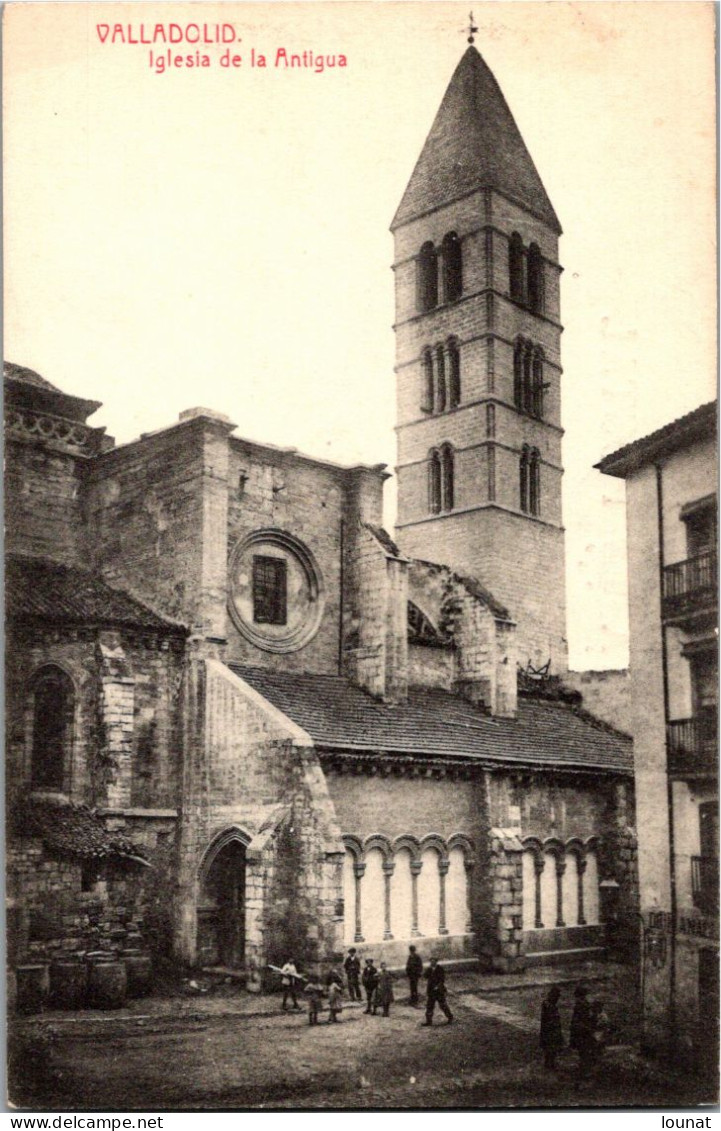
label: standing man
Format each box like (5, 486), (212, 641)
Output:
(421, 957), (453, 1026)
(280, 958), (301, 1011)
(405, 945), (423, 1006)
(376, 962), (395, 1018)
(362, 957), (379, 1015)
(344, 947), (362, 1002)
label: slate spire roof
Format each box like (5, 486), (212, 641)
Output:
(392, 46), (560, 233)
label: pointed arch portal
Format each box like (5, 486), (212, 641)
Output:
(197, 828), (251, 968)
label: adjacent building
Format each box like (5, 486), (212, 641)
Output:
(598, 401), (718, 1075)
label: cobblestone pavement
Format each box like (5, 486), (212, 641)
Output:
(9, 965), (714, 1111)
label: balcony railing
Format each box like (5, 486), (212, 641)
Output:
(691, 855), (719, 916)
(667, 715), (718, 777)
(662, 549), (717, 619)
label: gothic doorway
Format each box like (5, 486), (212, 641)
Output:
(197, 834), (247, 968)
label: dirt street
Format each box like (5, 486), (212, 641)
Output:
(10, 971), (713, 1111)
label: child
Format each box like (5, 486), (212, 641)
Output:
(327, 979), (343, 1023)
(304, 975), (324, 1026)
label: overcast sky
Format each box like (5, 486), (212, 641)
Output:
(4, 2), (716, 670)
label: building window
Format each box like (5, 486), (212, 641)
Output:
(448, 338), (461, 409)
(442, 232), (463, 303)
(531, 349), (545, 418)
(514, 338), (544, 420)
(252, 555), (287, 625)
(527, 243), (544, 313)
(428, 450), (442, 514)
(509, 232), (524, 302)
(440, 444), (454, 512)
(529, 448), (540, 516)
(417, 242), (438, 312)
(520, 445), (529, 513)
(514, 339), (524, 410)
(30, 666), (74, 792)
(420, 348), (434, 413)
(435, 346), (447, 412)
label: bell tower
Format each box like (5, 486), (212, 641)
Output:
(392, 46), (567, 672)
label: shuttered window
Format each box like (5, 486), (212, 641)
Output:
(252, 556), (287, 625)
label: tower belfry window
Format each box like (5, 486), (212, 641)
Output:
(448, 339), (461, 409)
(527, 243), (544, 314)
(509, 232), (524, 302)
(428, 450), (442, 514)
(441, 444), (455, 512)
(442, 232), (463, 303)
(435, 346), (447, 412)
(417, 242), (438, 312)
(420, 348), (434, 413)
(520, 445), (530, 513)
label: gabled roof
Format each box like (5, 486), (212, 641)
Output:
(230, 664), (632, 774)
(392, 46), (560, 233)
(596, 402), (717, 479)
(6, 556), (186, 634)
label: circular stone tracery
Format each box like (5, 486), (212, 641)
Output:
(227, 529), (325, 653)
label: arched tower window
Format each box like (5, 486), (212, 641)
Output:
(440, 444), (454, 512)
(519, 445), (530, 513)
(435, 345), (447, 413)
(428, 450), (442, 514)
(29, 666), (74, 791)
(532, 349), (544, 419)
(420, 348), (434, 413)
(417, 242), (438, 312)
(513, 339), (524, 410)
(442, 232), (463, 303)
(522, 342), (534, 414)
(529, 448), (541, 516)
(447, 338), (461, 409)
(509, 232), (524, 302)
(527, 243), (544, 313)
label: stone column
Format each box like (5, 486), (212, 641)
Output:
(410, 861), (422, 936)
(555, 857), (566, 927)
(534, 856), (545, 928)
(577, 858), (587, 926)
(353, 861), (365, 943)
(438, 858), (449, 934)
(382, 860), (395, 940)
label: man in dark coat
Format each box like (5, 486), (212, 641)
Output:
(421, 957), (453, 1025)
(569, 983), (594, 1087)
(344, 947), (362, 1002)
(362, 958), (379, 1015)
(406, 945), (423, 1006)
(376, 962), (395, 1017)
(539, 985), (564, 1070)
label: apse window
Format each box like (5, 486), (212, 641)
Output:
(252, 556), (287, 625)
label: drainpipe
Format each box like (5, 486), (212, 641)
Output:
(655, 462), (677, 1052)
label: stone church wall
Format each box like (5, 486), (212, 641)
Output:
(5, 440), (84, 566)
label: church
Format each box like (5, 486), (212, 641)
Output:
(6, 45), (637, 994)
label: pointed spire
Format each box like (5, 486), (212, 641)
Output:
(392, 46), (560, 233)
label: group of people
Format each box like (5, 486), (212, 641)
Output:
(540, 982), (611, 1082)
(278, 945), (453, 1027)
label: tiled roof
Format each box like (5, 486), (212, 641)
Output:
(392, 47), (560, 232)
(6, 556), (186, 634)
(4, 361), (60, 391)
(596, 402), (717, 478)
(18, 798), (149, 862)
(229, 664), (632, 774)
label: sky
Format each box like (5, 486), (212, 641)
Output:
(3, 1), (717, 670)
